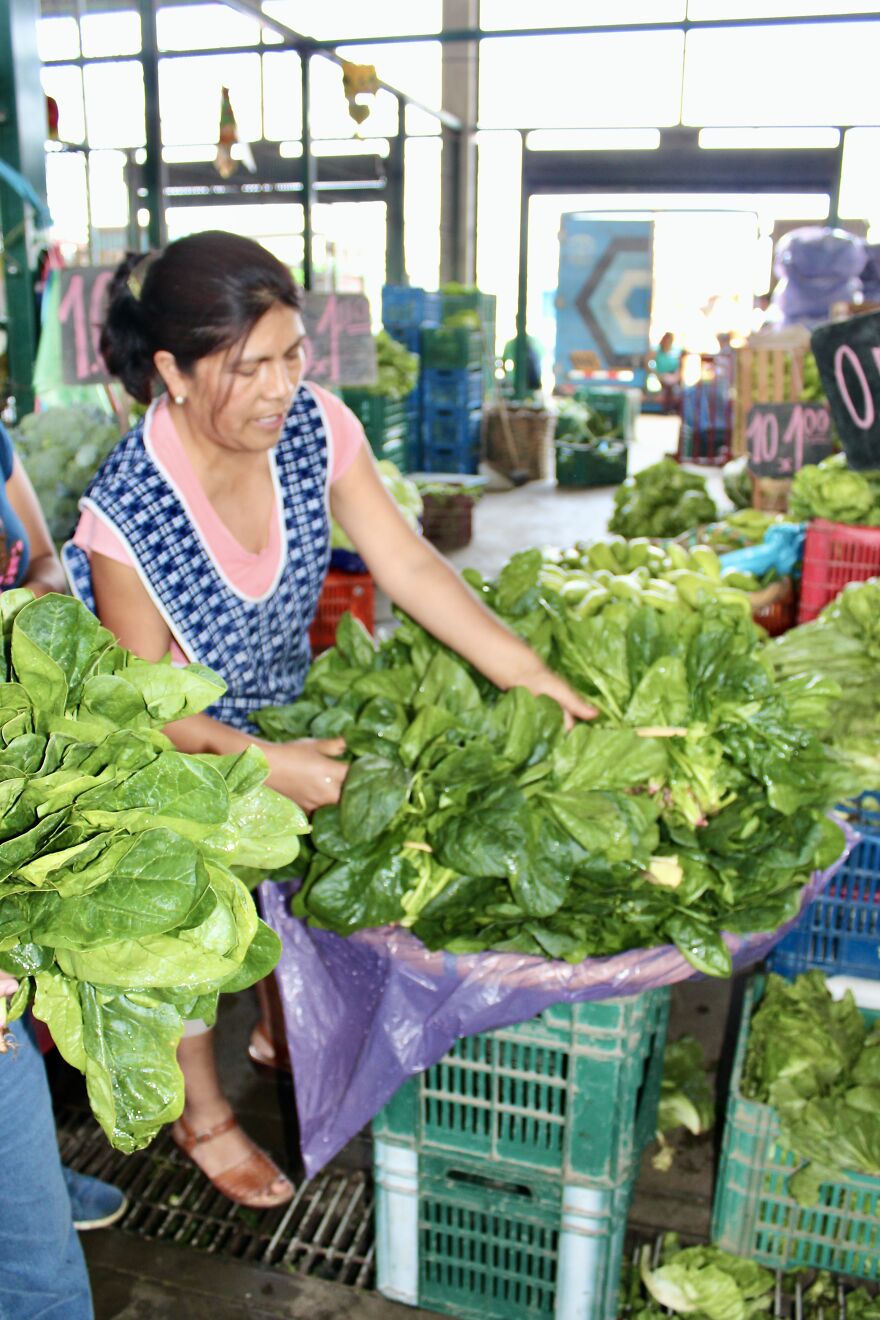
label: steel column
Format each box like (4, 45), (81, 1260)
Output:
(300, 52), (315, 290)
(0, 0), (48, 417)
(138, 0), (165, 249)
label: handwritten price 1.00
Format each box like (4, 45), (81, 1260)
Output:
(746, 402), (831, 475)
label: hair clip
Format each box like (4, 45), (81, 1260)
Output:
(127, 252), (155, 302)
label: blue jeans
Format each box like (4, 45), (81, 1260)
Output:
(0, 1021), (93, 1320)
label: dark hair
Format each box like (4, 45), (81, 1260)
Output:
(100, 231), (301, 405)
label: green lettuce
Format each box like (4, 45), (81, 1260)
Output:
(0, 592), (307, 1153)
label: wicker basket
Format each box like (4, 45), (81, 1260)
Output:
(484, 404), (555, 482)
(420, 492), (476, 552)
(748, 576), (796, 636)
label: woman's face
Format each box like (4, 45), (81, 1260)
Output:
(182, 303), (306, 453)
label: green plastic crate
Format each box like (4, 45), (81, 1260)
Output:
(574, 387), (638, 444)
(341, 389), (409, 453)
(421, 327), (484, 371)
(374, 989), (670, 1189)
(441, 290), (497, 328)
(712, 975), (880, 1279)
(374, 1144), (636, 1320)
(555, 440), (628, 488)
(372, 437), (408, 470)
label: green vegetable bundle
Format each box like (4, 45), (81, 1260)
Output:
(256, 547), (844, 977)
(0, 591), (307, 1153)
(609, 459), (718, 538)
(12, 405), (120, 544)
(743, 973), (880, 1205)
(360, 330), (420, 400)
(553, 396), (622, 443)
(766, 577), (880, 794)
(654, 1034), (715, 1170)
(541, 536), (767, 610)
(789, 453), (880, 525)
(623, 1234), (880, 1320)
(721, 456), (752, 510)
(331, 460), (422, 552)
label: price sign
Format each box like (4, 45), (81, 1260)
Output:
(811, 309), (880, 471)
(58, 267), (114, 386)
(57, 274), (378, 390)
(746, 401), (834, 477)
(300, 292), (376, 388)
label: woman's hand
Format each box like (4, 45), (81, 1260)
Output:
(515, 666), (599, 731)
(263, 737), (349, 813)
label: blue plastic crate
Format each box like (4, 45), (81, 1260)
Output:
(385, 324), (422, 356)
(423, 405), (482, 455)
(382, 285), (441, 329)
(767, 794), (880, 980)
(421, 368), (483, 413)
(421, 448), (480, 476)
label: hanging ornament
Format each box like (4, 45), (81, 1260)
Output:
(45, 95), (59, 142)
(341, 60), (379, 128)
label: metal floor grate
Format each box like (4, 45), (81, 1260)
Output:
(56, 1105), (375, 1288)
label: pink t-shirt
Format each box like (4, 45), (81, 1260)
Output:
(72, 383), (364, 662)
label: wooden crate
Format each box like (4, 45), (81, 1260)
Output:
(732, 327), (810, 457)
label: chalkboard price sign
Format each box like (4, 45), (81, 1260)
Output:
(746, 401), (834, 477)
(300, 292), (377, 388)
(811, 310), (880, 471)
(58, 270), (377, 391)
(58, 267), (114, 386)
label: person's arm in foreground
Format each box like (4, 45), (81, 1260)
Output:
(331, 445), (596, 726)
(7, 457), (68, 596)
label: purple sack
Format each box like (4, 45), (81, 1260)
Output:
(261, 826), (855, 1177)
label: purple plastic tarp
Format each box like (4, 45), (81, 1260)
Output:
(261, 826), (855, 1178)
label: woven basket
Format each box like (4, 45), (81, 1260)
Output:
(749, 576), (796, 636)
(485, 405), (555, 482)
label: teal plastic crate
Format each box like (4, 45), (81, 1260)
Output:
(555, 440), (628, 488)
(341, 389), (409, 453)
(573, 387), (638, 444)
(374, 1144), (637, 1320)
(441, 289), (497, 328)
(712, 975), (880, 1279)
(374, 989), (670, 1189)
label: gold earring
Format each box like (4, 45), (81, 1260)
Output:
(174, 394), (186, 406)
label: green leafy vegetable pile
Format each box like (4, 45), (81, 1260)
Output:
(609, 460), (718, 538)
(0, 591), (307, 1153)
(721, 456), (752, 511)
(553, 396), (623, 442)
(638, 1238), (774, 1320)
(12, 405), (120, 543)
(701, 510), (789, 553)
(766, 577), (880, 792)
(256, 547), (844, 976)
(361, 330), (420, 400)
(742, 972), (880, 1206)
(654, 1035), (715, 1171)
(788, 453), (880, 525)
(623, 1234), (880, 1320)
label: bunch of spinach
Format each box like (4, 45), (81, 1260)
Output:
(257, 547), (843, 978)
(766, 577), (880, 794)
(609, 459), (718, 539)
(742, 972), (880, 1206)
(0, 590), (307, 1153)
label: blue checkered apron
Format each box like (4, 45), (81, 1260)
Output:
(63, 386), (331, 730)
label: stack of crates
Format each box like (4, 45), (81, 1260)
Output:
(339, 389), (409, 470)
(381, 286), (442, 473)
(421, 326), (484, 474)
(712, 975), (880, 1278)
(440, 288), (498, 397)
(712, 796), (880, 1277)
(372, 989), (671, 1320)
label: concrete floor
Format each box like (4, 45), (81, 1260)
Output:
(80, 412), (738, 1318)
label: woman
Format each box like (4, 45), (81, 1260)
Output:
(65, 231), (596, 1210)
(0, 419), (125, 1319)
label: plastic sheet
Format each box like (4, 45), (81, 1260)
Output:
(261, 825), (855, 1178)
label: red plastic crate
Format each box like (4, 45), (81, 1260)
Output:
(309, 569), (374, 654)
(797, 518), (880, 622)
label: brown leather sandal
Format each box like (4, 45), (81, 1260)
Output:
(171, 1115), (294, 1208)
(248, 1021), (292, 1077)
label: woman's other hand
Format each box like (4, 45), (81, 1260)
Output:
(263, 737), (348, 813)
